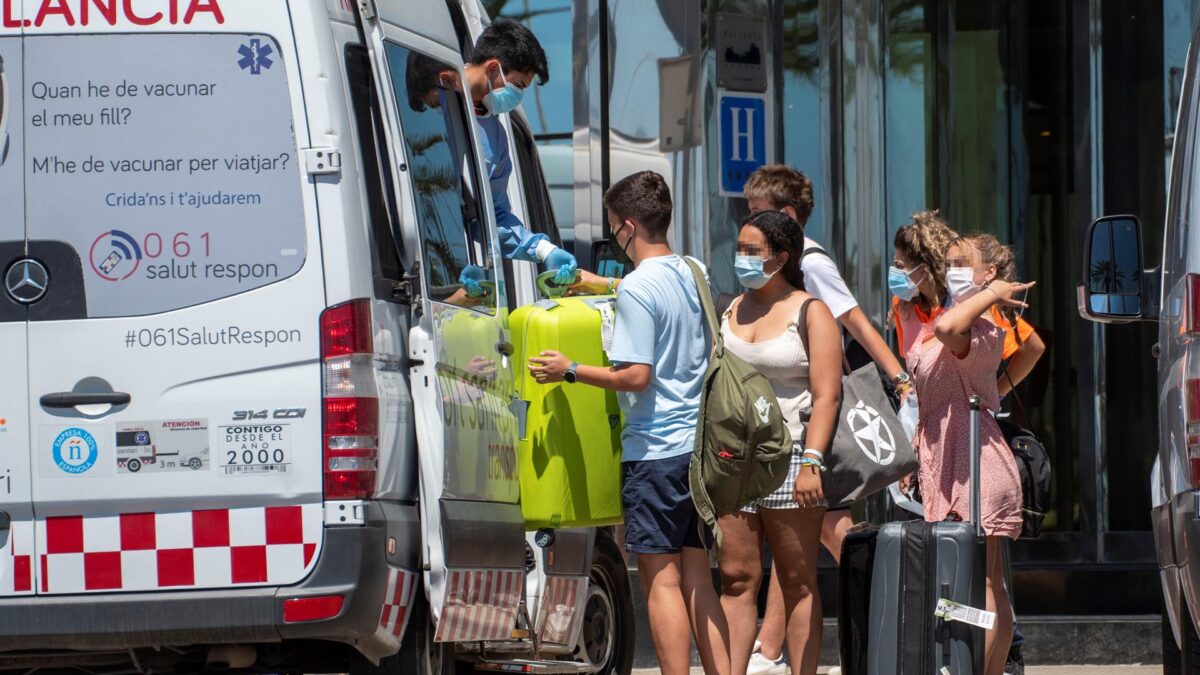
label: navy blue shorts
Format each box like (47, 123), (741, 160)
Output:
(621, 453), (705, 554)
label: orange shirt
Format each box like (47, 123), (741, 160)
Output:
(892, 297), (1035, 361)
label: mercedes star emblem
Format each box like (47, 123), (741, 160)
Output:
(6, 259), (49, 304)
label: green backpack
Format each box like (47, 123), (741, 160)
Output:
(682, 258), (793, 545)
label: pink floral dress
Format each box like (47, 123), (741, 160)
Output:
(900, 310), (1023, 539)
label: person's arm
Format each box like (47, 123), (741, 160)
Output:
(934, 280), (1035, 356)
(492, 186), (548, 262)
(794, 300), (843, 507)
(997, 329), (1045, 397)
(841, 306), (904, 381)
(528, 354), (651, 392)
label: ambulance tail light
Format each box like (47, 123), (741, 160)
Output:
(283, 595), (345, 623)
(321, 300), (378, 500)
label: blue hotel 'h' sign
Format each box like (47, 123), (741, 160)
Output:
(719, 94), (767, 196)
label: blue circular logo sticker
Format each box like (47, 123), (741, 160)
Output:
(52, 428), (99, 475)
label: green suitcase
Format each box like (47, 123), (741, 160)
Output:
(511, 292), (624, 529)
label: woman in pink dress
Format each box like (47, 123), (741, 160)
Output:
(890, 211), (1033, 675)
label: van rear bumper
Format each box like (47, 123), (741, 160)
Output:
(0, 501), (419, 654)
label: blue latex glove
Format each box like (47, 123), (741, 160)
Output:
(544, 247), (578, 285)
(458, 265), (488, 298)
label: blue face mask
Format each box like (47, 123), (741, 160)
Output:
(888, 266), (921, 301)
(482, 66), (524, 116)
(735, 255), (778, 290)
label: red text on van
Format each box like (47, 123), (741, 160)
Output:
(3, 0), (225, 29)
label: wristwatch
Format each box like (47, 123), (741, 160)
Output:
(563, 362), (580, 384)
(891, 372), (912, 388)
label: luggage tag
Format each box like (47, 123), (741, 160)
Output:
(934, 598), (996, 630)
(597, 301), (616, 354)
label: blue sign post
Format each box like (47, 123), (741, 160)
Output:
(718, 93), (768, 196)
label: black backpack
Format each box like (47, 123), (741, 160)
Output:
(998, 365), (1052, 539)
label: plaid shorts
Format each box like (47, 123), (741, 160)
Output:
(741, 445), (830, 513)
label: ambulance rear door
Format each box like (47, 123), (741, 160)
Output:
(0, 6), (34, 600)
(21, 5), (326, 596)
(356, 1), (526, 641)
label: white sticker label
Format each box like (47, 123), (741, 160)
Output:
(935, 598), (996, 630)
(117, 419), (209, 474)
(219, 424), (291, 476)
(598, 301), (616, 354)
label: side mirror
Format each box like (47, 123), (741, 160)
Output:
(591, 240), (627, 279)
(1078, 215), (1145, 323)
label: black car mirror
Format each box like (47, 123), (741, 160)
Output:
(1080, 215), (1145, 321)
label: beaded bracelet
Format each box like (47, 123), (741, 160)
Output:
(798, 456), (826, 473)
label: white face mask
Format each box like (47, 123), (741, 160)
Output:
(946, 267), (983, 303)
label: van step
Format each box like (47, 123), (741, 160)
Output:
(475, 658), (592, 673)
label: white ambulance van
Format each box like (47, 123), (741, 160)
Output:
(0, 1), (630, 673)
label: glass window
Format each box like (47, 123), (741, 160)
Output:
(0, 37), (22, 244)
(883, 0), (936, 233)
(345, 46), (405, 299)
(24, 34), (307, 318)
(384, 43), (494, 310)
(779, 0), (826, 244)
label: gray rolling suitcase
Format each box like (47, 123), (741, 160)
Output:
(865, 395), (988, 675)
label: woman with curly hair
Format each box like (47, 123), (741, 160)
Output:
(890, 211), (1034, 675)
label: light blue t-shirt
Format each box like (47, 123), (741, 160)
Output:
(608, 255), (711, 462)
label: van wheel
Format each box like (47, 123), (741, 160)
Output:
(189, 457), (202, 469)
(575, 532), (634, 675)
(353, 594), (465, 675)
(1165, 591), (1200, 674)
(127, 459), (141, 473)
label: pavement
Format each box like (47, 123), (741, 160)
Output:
(628, 662), (1161, 667)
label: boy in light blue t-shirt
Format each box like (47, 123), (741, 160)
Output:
(529, 171), (731, 675)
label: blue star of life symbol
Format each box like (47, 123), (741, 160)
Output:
(237, 38), (274, 75)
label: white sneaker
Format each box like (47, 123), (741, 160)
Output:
(746, 642), (788, 675)
(829, 667), (843, 675)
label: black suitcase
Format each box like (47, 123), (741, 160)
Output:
(839, 395), (988, 675)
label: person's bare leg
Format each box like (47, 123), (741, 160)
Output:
(718, 512), (764, 674)
(983, 537), (1014, 675)
(761, 507), (826, 675)
(681, 546), (732, 675)
(637, 552), (695, 675)
(754, 564), (787, 661)
(819, 509), (855, 564)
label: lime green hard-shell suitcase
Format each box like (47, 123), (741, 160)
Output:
(511, 294), (624, 529)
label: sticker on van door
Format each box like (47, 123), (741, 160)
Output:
(23, 33), (307, 318)
(116, 419), (209, 474)
(38, 425), (113, 477)
(219, 424), (290, 475)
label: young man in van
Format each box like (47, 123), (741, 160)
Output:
(741, 164), (912, 674)
(463, 19), (577, 280)
(528, 171), (731, 675)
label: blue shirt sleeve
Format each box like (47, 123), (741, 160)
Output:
(608, 282), (656, 366)
(476, 115), (547, 262)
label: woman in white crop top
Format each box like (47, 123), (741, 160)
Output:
(717, 211), (843, 675)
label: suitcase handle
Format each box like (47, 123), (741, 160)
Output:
(968, 395), (982, 537)
(537, 270), (581, 299)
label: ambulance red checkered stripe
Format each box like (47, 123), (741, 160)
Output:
(35, 504), (321, 593)
(434, 569), (522, 643)
(0, 520), (34, 596)
(378, 567), (418, 640)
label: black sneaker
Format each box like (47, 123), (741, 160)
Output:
(1005, 644), (1025, 675)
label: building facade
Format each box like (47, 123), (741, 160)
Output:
(493, 0), (1199, 614)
